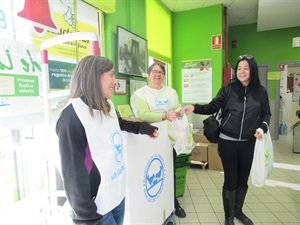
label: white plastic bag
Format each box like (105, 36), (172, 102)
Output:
(250, 130), (273, 187)
(167, 114), (195, 155)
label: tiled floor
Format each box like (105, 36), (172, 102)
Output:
(175, 132), (300, 225)
(2, 131), (297, 225)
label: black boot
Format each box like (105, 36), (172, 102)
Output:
(222, 188), (235, 225)
(174, 198), (186, 218)
(234, 186), (254, 225)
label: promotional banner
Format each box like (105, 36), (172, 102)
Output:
(123, 121), (174, 225)
(0, 39), (41, 116)
(1, 0), (99, 61)
(0, 0), (100, 116)
(49, 60), (76, 89)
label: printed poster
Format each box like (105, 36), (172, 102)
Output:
(182, 59), (212, 103)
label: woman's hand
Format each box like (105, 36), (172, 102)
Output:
(180, 105), (195, 115)
(254, 128), (263, 139)
(166, 111), (180, 121)
(150, 129), (159, 139)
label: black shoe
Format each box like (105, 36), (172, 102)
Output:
(175, 206), (186, 218)
(234, 211), (253, 225)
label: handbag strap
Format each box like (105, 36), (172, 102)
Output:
(214, 84), (231, 119)
(224, 84), (231, 108)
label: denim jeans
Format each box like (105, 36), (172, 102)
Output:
(100, 198), (125, 225)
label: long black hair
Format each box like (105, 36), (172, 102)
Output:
(232, 55), (263, 102)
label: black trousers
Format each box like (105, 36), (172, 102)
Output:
(218, 138), (255, 191)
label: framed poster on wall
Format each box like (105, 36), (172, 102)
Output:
(114, 78), (127, 95)
(117, 26), (148, 77)
(129, 79), (147, 96)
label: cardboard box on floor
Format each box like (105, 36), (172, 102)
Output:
(190, 143), (209, 162)
(208, 144), (223, 171)
(193, 132), (209, 143)
(191, 132), (209, 163)
(192, 132), (223, 171)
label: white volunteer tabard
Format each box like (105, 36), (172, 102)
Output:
(123, 121), (174, 225)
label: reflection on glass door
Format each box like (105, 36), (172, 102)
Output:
(0, 1), (104, 224)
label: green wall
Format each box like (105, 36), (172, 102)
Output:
(229, 24), (300, 99)
(172, 5), (224, 103)
(229, 24), (300, 68)
(104, 0), (147, 106)
(103, 1), (299, 106)
(104, 2), (225, 105)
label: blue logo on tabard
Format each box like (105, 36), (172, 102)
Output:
(154, 97), (170, 108)
(143, 154), (165, 202)
(111, 131), (123, 163)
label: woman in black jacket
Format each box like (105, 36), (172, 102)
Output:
(182, 55), (271, 225)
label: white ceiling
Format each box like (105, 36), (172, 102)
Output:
(159, 0), (300, 31)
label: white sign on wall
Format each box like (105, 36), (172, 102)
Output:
(182, 59), (212, 103)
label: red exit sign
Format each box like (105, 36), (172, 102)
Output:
(212, 35), (222, 50)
